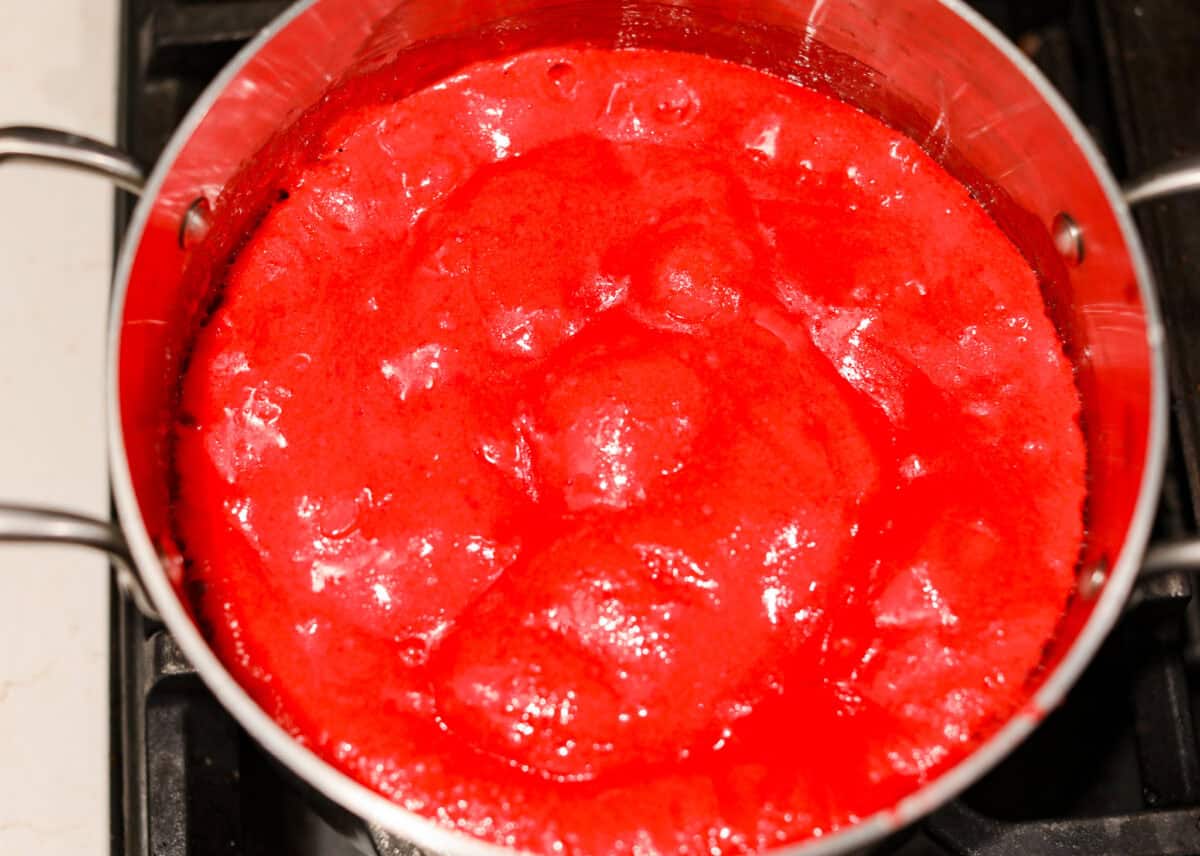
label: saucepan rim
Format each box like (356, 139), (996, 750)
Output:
(104, 0), (1168, 853)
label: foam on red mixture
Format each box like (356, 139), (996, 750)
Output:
(173, 47), (1086, 854)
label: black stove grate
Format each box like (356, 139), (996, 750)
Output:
(111, 2), (1200, 855)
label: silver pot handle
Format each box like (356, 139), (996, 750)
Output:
(0, 124), (156, 617)
(0, 505), (155, 617)
(0, 125), (145, 193)
(1141, 540), (1200, 577)
(1124, 154), (1200, 206)
(1122, 157), (1200, 585)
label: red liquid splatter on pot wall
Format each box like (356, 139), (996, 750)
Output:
(173, 47), (1085, 854)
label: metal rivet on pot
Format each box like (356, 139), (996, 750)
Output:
(1053, 212), (1085, 266)
(1080, 558), (1109, 598)
(179, 196), (213, 250)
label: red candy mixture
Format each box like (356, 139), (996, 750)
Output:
(173, 47), (1086, 854)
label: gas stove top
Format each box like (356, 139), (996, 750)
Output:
(111, 2), (1200, 855)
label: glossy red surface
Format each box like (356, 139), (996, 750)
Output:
(174, 47), (1085, 854)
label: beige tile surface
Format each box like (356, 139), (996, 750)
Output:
(0, 0), (118, 853)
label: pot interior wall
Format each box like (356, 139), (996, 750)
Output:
(119, 0), (1153, 726)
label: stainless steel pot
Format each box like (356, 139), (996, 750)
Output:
(1, 1), (1195, 853)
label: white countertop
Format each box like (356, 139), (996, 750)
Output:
(0, 0), (117, 853)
